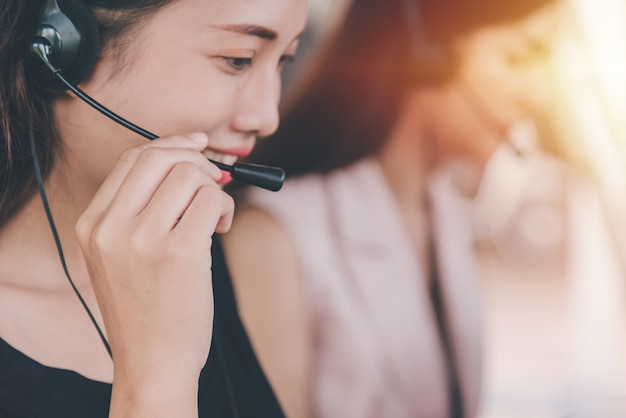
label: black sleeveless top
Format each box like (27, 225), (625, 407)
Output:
(0, 238), (284, 418)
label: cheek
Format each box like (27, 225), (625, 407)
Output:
(153, 82), (236, 136)
(115, 63), (240, 137)
(493, 63), (551, 120)
(518, 64), (553, 113)
(466, 57), (528, 122)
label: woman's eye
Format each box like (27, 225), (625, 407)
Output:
(224, 57), (253, 71)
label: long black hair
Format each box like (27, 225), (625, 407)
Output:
(0, 0), (171, 227)
(241, 0), (559, 179)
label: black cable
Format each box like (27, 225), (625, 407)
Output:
(55, 70), (160, 141)
(28, 115), (112, 359)
(28, 93), (245, 418)
(30, 39), (245, 416)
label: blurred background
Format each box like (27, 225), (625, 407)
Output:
(284, 0), (626, 416)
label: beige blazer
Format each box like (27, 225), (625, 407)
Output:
(242, 158), (483, 418)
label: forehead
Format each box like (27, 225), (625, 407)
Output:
(461, 2), (563, 50)
(514, 1), (563, 40)
(157, 0), (309, 40)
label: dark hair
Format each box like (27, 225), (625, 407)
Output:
(241, 0), (558, 180)
(0, 0), (171, 227)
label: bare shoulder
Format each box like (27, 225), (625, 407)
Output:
(221, 206), (312, 418)
(221, 205), (299, 284)
(220, 205), (304, 325)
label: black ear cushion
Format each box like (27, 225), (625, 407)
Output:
(55, 0), (100, 87)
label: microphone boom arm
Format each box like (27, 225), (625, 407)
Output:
(31, 38), (284, 192)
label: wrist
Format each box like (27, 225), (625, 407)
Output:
(110, 372), (199, 417)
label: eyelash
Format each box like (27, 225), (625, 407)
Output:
(222, 55), (296, 73)
(224, 57), (253, 71)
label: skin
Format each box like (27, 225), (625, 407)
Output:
(421, 1), (563, 167)
(0, 0), (307, 416)
(223, 2), (562, 417)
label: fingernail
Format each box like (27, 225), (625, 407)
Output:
(187, 132), (208, 144)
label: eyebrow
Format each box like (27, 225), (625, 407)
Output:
(211, 23), (278, 41)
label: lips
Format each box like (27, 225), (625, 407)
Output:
(202, 149), (239, 166)
(202, 146), (253, 186)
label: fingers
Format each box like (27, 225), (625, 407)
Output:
(139, 161), (233, 234)
(86, 134), (220, 219)
(175, 184), (235, 238)
(107, 147), (220, 219)
(77, 133), (233, 255)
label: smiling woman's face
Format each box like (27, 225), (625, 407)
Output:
(55, 0), (308, 187)
(458, 1), (562, 127)
(427, 1), (562, 163)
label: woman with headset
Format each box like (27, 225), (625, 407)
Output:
(0, 0), (306, 417)
(224, 0), (564, 416)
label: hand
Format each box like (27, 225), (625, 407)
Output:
(75, 133), (233, 416)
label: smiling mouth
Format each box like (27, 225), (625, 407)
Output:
(202, 149), (239, 166)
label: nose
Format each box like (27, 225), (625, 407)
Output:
(232, 71), (281, 138)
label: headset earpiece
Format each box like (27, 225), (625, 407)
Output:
(29, 0), (100, 92)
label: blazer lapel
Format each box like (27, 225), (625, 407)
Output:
(324, 159), (449, 407)
(428, 164), (484, 418)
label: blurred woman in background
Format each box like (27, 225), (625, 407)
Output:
(223, 0), (564, 417)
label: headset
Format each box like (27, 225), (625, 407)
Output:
(28, 0), (284, 192)
(29, 0), (99, 92)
